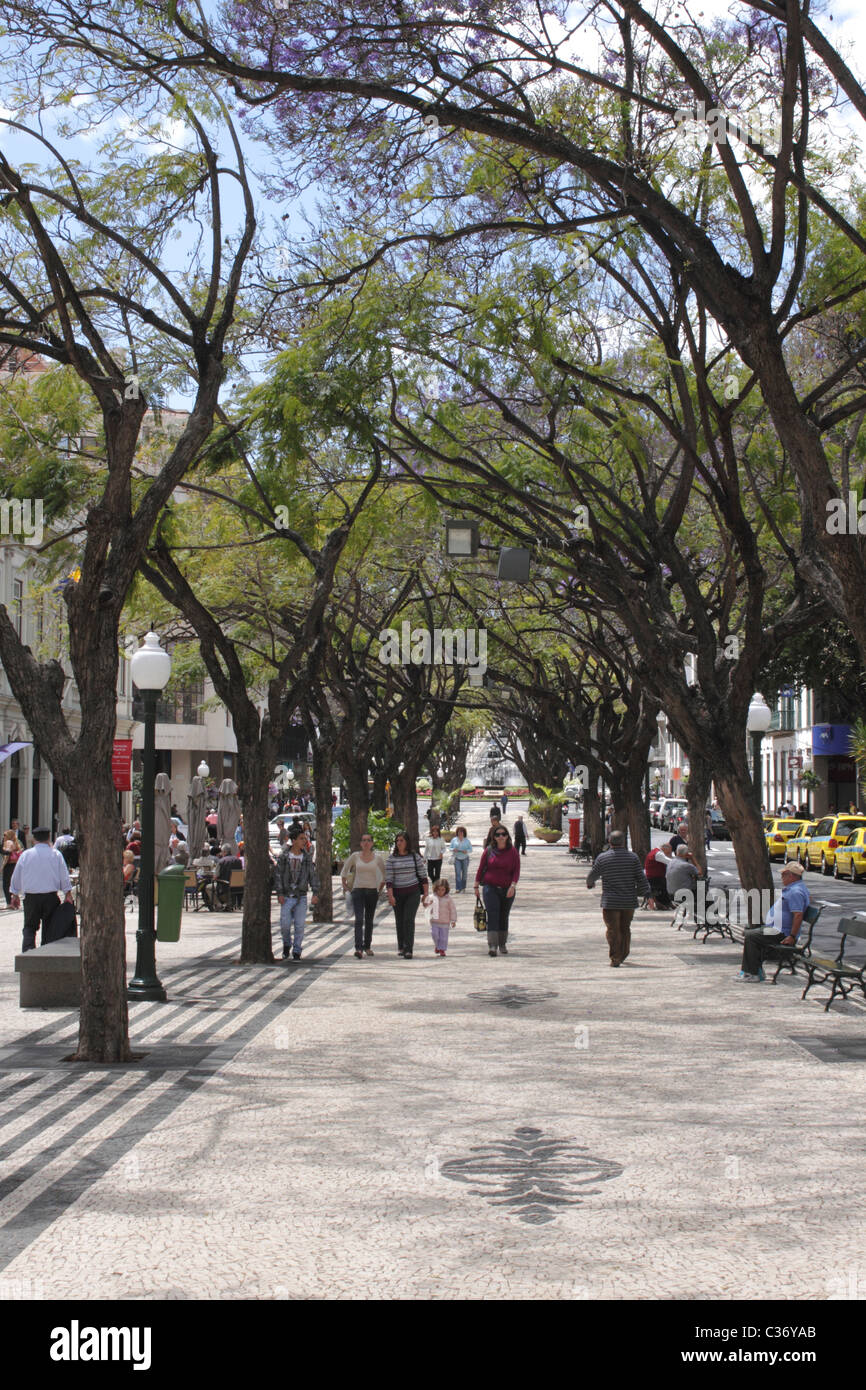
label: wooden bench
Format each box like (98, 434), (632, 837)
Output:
(183, 869), (200, 911)
(15, 938), (81, 1008)
(229, 868), (245, 910)
(799, 918), (866, 1012)
(759, 904), (823, 983)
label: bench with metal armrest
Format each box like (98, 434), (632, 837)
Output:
(799, 918), (866, 1012)
(759, 903), (823, 984)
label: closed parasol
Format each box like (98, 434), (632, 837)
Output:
(153, 773), (173, 874)
(187, 775), (208, 858)
(217, 778), (241, 844)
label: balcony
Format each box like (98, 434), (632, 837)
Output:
(133, 680), (205, 726)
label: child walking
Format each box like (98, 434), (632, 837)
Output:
(430, 878), (457, 956)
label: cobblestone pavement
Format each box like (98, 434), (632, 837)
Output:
(1, 804), (865, 1301)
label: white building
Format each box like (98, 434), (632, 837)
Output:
(0, 541), (136, 831)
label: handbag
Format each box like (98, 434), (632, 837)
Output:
(473, 898), (488, 932)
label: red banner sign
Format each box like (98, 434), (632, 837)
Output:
(112, 738), (133, 792)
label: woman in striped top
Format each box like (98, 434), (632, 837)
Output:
(385, 831), (430, 959)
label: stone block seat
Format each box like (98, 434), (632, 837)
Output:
(15, 938), (81, 1008)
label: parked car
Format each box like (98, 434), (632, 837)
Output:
(764, 817), (808, 861)
(804, 814), (866, 875)
(784, 821), (818, 867)
(658, 798), (688, 832)
(834, 828), (866, 882)
(707, 807), (730, 840)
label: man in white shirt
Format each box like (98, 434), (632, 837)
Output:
(10, 827), (74, 952)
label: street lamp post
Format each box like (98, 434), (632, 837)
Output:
(655, 712), (668, 797)
(747, 694), (772, 810)
(128, 632), (171, 1003)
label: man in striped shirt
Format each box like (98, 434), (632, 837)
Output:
(586, 830), (650, 967)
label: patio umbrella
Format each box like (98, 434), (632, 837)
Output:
(153, 773), (173, 874)
(217, 778), (241, 844)
(187, 775), (208, 858)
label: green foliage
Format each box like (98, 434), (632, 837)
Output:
(528, 784), (567, 829)
(332, 807), (402, 860)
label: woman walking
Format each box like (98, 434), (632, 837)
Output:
(425, 824), (445, 882)
(475, 826), (521, 957)
(448, 825), (473, 892)
(385, 831), (430, 959)
(1, 823), (23, 908)
(429, 878), (457, 956)
(341, 833), (385, 959)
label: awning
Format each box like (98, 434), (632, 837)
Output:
(0, 741), (31, 765)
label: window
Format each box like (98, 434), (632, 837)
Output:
(12, 579), (23, 638)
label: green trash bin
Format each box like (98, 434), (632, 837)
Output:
(156, 864), (186, 942)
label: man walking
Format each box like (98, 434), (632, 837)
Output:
(586, 830), (650, 967)
(513, 814), (527, 856)
(274, 825), (320, 960)
(10, 827), (74, 952)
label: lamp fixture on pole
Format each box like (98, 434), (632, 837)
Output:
(746, 694), (772, 809)
(128, 632), (171, 1003)
(197, 760), (210, 780)
(445, 519), (479, 557)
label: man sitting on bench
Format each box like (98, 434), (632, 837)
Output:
(203, 842), (244, 911)
(737, 862), (810, 983)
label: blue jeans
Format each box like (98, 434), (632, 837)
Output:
(453, 857), (469, 891)
(280, 895), (308, 954)
(482, 884), (514, 936)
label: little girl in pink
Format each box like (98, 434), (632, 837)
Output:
(430, 879), (457, 956)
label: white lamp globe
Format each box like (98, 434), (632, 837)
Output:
(197, 760), (210, 779)
(747, 693), (772, 734)
(131, 631), (172, 693)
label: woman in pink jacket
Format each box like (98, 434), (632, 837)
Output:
(475, 826), (521, 957)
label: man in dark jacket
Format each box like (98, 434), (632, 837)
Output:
(203, 842), (243, 911)
(513, 815), (527, 856)
(274, 827), (320, 959)
(586, 830), (650, 967)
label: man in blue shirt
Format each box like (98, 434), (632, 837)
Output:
(737, 862), (810, 981)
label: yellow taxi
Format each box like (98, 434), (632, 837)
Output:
(764, 818), (808, 861)
(804, 814), (866, 875)
(833, 827), (866, 883)
(784, 821), (818, 867)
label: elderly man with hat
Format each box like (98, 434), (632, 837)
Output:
(10, 827), (74, 952)
(737, 861), (810, 982)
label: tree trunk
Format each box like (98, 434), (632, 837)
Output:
(582, 781), (603, 856)
(237, 742), (275, 965)
(339, 766), (372, 854)
(623, 769), (651, 861)
(714, 751), (773, 927)
(390, 765), (420, 850)
(684, 758), (712, 879)
(72, 770), (131, 1062)
(371, 769), (388, 812)
(605, 775), (628, 838)
(311, 743), (334, 923)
